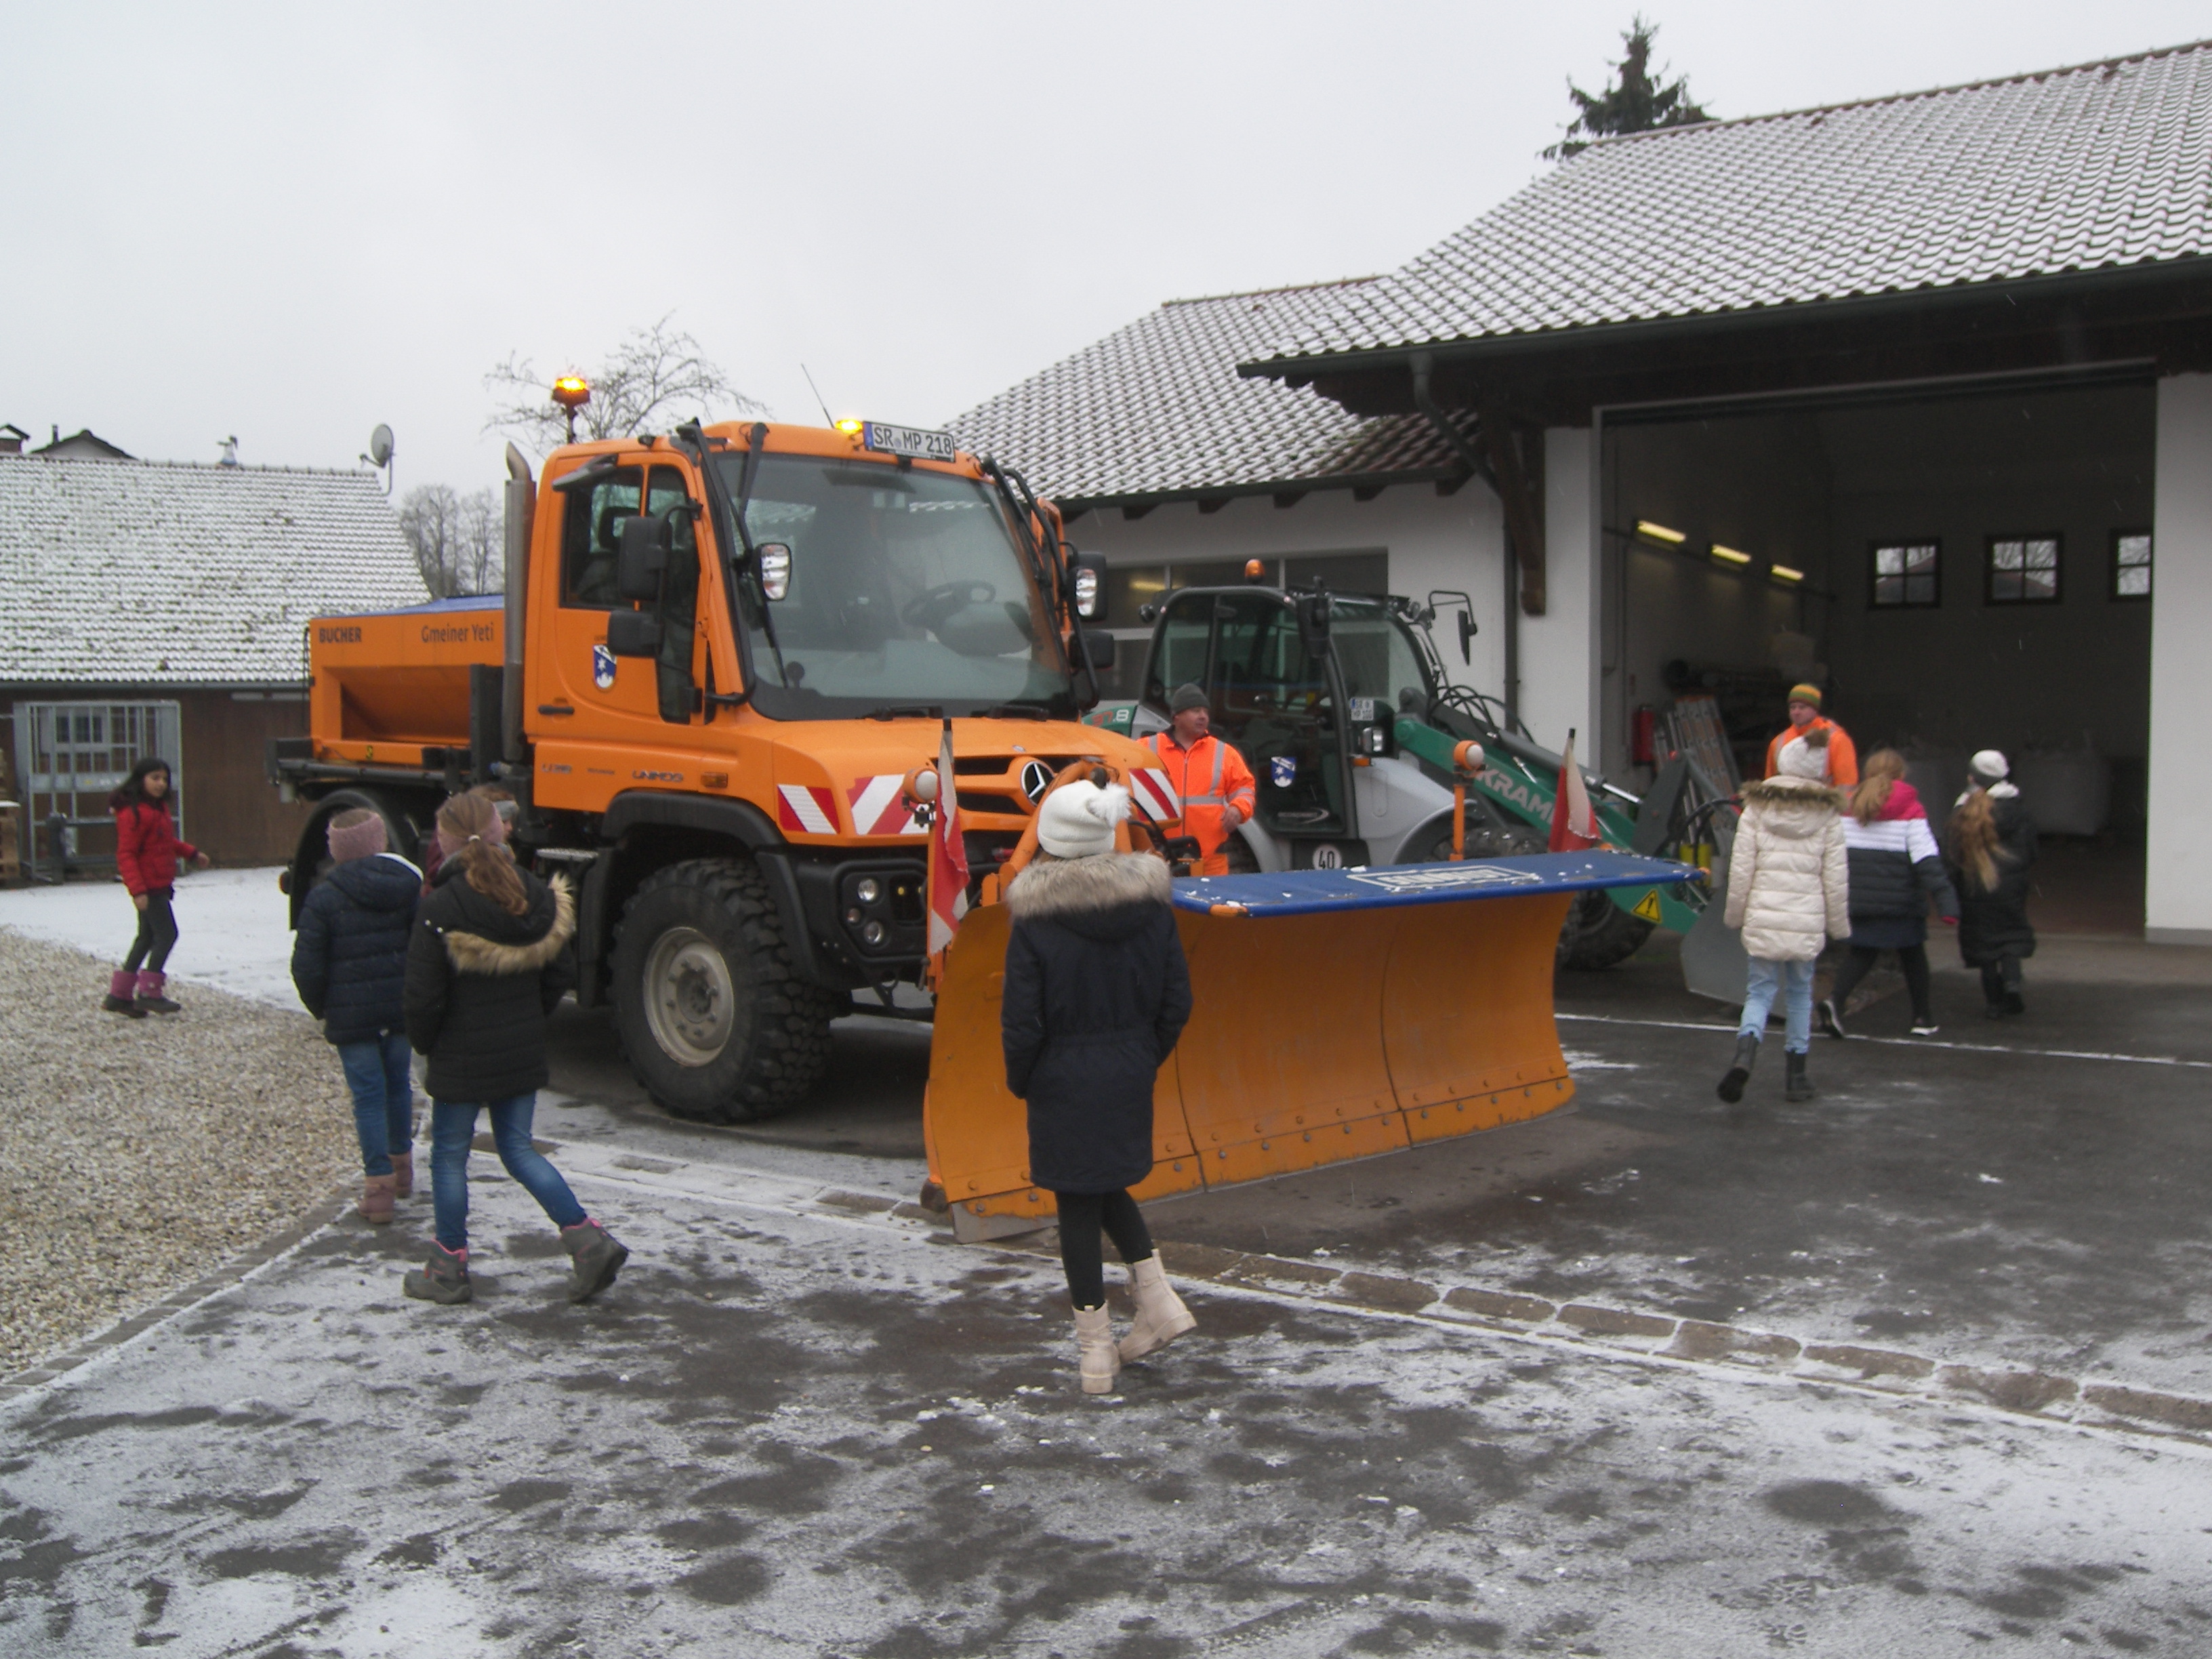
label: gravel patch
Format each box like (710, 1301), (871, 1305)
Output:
(0, 928), (359, 1376)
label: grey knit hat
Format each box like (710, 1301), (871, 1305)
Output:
(1170, 683), (1208, 714)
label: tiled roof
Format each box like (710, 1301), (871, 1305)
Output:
(1, 456), (426, 684)
(949, 281), (1469, 502)
(1254, 40), (2212, 363)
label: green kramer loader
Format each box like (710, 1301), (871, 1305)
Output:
(1084, 579), (1728, 970)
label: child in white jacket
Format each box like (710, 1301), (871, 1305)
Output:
(1719, 730), (1850, 1103)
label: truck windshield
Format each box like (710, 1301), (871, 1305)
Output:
(715, 453), (1075, 719)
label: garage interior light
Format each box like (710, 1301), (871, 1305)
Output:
(1635, 520), (1686, 545)
(1769, 562), (1805, 583)
(1709, 544), (1753, 566)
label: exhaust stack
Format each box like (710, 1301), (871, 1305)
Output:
(501, 444), (534, 770)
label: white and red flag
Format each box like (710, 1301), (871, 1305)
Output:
(1549, 731), (1600, 853)
(926, 718), (970, 957)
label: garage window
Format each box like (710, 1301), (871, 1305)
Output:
(1870, 541), (1940, 609)
(2112, 531), (2152, 600)
(1986, 535), (2061, 604)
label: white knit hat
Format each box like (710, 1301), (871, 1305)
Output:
(1969, 749), (2010, 783)
(1776, 733), (1829, 781)
(1036, 779), (1128, 859)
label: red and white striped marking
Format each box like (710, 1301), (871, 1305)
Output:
(1127, 768), (1181, 823)
(776, 783), (839, 835)
(847, 773), (925, 837)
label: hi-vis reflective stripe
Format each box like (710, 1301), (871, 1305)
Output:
(848, 773), (924, 837)
(1127, 766), (1181, 822)
(776, 783), (838, 835)
(1147, 735), (1240, 808)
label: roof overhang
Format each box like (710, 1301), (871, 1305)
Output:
(1050, 461), (1466, 520)
(1239, 258), (2212, 425)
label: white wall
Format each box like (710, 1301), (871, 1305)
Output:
(1063, 483), (1510, 701)
(1517, 428), (1598, 757)
(2147, 373), (2212, 943)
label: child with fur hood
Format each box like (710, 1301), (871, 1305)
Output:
(1001, 774), (1194, 1395)
(1719, 729), (1850, 1103)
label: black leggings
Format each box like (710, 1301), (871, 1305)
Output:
(123, 888), (178, 972)
(1980, 957), (2024, 1005)
(1054, 1189), (1155, 1309)
(1829, 943), (1931, 1023)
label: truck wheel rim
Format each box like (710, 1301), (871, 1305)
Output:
(642, 927), (735, 1066)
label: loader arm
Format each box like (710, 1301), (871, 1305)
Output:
(924, 848), (1700, 1240)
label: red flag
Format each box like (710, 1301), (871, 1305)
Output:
(1549, 731), (1599, 853)
(926, 718), (969, 956)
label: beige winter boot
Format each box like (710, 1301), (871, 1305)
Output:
(359, 1174), (398, 1226)
(1073, 1304), (1120, 1395)
(1119, 1253), (1197, 1362)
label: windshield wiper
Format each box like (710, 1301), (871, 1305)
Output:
(976, 702), (1052, 720)
(865, 704), (943, 722)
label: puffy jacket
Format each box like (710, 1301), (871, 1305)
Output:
(1002, 851), (1193, 1194)
(1763, 717), (1860, 787)
(1724, 775), (1850, 962)
(1840, 780), (1959, 950)
(291, 853), (423, 1045)
(404, 861), (577, 1103)
(114, 801), (199, 895)
(1947, 786), (2038, 966)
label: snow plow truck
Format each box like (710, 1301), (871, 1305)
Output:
(271, 419), (1692, 1238)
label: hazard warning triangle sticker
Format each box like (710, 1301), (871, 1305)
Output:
(1631, 888), (1664, 923)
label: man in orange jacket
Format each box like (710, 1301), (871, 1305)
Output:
(1764, 682), (1859, 786)
(1147, 684), (1257, 876)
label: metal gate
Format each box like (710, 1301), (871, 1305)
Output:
(12, 701), (183, 877)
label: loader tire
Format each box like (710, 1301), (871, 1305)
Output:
(1558, 889), (1654, 972)
(611, 857), (834, 1124)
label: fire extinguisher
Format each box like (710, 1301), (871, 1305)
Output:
(1631, 705), (1656, 766)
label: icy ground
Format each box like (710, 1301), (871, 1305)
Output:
(0, 866), (300, 1007)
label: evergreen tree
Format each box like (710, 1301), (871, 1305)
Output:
(1545, 16), (1711, 161)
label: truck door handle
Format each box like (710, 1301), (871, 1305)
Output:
(538, 703), (575, 716)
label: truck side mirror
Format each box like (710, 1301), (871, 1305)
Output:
(1296, 591), (1332, 658)
(1080, 629), (1117, 670)
(756, 541), (792, 601)
(605, 608), (662, 658)
(1070, 552), (1108, 622)
(1458, 609), (1477, 665)
(617, 514), (670, 603)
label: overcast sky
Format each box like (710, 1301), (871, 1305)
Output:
(6, 3), (2206, 495)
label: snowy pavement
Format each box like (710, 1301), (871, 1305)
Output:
(0, 867), (301, 1007)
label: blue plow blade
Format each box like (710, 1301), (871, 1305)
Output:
(1169, 850), (1706, 918)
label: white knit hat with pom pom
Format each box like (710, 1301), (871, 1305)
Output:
(1036, 779), (1129, 859)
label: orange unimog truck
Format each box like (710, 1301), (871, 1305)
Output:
(274, 418), (1158, 1124)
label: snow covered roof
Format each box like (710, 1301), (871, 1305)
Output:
(1251, 40), (2212, 365)
(0, 455), (426, 685)
(949, 280), (1467, 505)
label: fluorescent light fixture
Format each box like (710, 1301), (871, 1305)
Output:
(1709, 543), (1753, 566)
(1770, 562), (1805, 583)
(1635, 519), (1686, 545)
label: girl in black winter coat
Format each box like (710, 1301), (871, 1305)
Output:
(290, 808), (423, 1224)
(1002, 777), (1195, 1394)
(1946, 750), (2039, 1017)
(1818, 750), (1960, 1038)
(401, 792), (626, 1306)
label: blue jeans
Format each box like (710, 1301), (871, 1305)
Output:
(337, 1032), (413, 1177)
(1741, 957), (1816, 1054)
(428, 1092), (586, 1252)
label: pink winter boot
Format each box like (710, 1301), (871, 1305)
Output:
(134, 970), (182, 1015)
(103, 970), (148, 1019)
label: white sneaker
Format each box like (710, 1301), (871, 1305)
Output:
(1909, 1020), (1940, 1036)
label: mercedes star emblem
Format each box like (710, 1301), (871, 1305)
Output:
(1019, 760), (1054, 805)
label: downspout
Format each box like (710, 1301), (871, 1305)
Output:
(501, 443), (535, 781)
(1410, 352), (1518, 729)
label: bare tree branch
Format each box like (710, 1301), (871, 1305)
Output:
(482, 314), (766, 454)
(400, 484), (504, 598)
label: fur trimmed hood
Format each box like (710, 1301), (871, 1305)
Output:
(441, 874), (575, 976)
(1741, 775), (1846, 813)
(1004, 851), (1171, 932)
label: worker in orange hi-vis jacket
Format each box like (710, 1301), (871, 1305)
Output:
(1147, 684), (1257, 876)
(1763, 682), (1859, 787)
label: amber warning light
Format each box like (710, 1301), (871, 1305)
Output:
(551, 375), (592, 442)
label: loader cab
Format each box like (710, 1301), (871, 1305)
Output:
(1141, 586), (1369, 842)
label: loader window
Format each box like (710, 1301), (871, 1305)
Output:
(1330, 599), (1431, 712)
(559, 467), (643, 609)
(1143, 594), (1212, 710)
(1206, 592), (1347, 834)
(716, 453), (1077, 720)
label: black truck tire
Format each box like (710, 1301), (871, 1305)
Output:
(611, 857), (836, 1124)
(1406, 822), (1651, 970)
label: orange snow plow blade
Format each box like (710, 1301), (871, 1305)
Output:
(924, 851), (1700, 1241)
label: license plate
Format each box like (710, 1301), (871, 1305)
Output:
(862, 422), (957, 462)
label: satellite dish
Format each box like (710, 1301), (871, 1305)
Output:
(367, 424), (394, 468)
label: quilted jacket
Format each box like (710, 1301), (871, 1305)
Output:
(1725, 775), (1850, 962)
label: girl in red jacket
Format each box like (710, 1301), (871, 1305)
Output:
(105, 757), (210, 1017)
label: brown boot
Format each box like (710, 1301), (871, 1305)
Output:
(389, 1151), (414, 1200)
(359, 1174), (398, 1225)
(558, 1218), (629, 1304)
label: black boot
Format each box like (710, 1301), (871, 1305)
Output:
(1717, 1033), (1759, 1103)
(2000, 958), (2025, 1017)
(1785, 1050), (1814, 1102)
